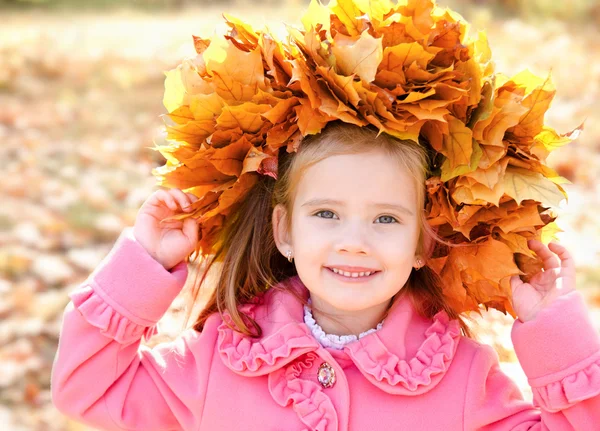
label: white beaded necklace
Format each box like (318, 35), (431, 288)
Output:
(303, 297), (385, 350)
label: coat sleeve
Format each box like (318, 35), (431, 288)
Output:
(51, 227), (217, 431)
(463, 290), (600, 430)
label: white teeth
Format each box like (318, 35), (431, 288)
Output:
(330, 268), (375, 278)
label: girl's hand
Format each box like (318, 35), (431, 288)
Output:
(133, 188), (199, 270)
(510, 239), (577, 323)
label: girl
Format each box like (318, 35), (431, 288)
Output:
(51, 121), (600, 430)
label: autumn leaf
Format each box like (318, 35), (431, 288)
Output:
(192, 35), (211, 55)
(204, 39), (265, 92)
(302, 0), (332, 34)
(530, 123), (584, 161)
(503, 166), (567, 208)
(507, 69), (556, 139)
(330, 0), (366, 36)
(354, 0), (394, 22)
(441, 116), (473, 170)
(331, 31), (383, 83)
(215, 103), (271, 133)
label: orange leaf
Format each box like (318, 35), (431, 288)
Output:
(442, 116), (473, 170)
(331, 31), (383, 83)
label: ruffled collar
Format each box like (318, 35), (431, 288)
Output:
(217, 275), (461, 395)
(303, 297), (385, 350)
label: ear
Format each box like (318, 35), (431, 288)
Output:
(272, 203), (293, 256)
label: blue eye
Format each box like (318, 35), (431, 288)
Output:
(376, 215), (398, 224)
(315, 210), (337, 219)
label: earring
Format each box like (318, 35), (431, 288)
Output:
(286, 250), (294, 263)
(415, 258), (424, 270)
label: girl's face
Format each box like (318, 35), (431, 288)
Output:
(273, 148), (422, 317)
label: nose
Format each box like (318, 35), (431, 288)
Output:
(335, 220), (370, 255)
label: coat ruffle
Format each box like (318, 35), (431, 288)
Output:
(268, 366), (338, 431)
(217, 298), (321, 377)
(69, 284), (158, 345)
(345, 310), (461, 395)
(530, 352), (600, 412)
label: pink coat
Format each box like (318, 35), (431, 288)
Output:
(51, 228), (600, 430)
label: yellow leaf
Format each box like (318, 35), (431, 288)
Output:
(506, 70), (556, 138)
(205, 39), (265, 91)
(189, 93), (224, 121)
(442, 116), (473, 170)
(396, 0), (435, 35)
(440, 138), (481, 181)
(530, 123), (584, 161)
(330, 0), (365, 36)
(166, 120), (214, 145)
(503, 166), (566, 208)
(473, 90), (528, 147)
(477, 144), (506, 170)
(354, 0), (394, 22)
(223, 13), (259, 46)
(463, 157), (508, 190)
(165, 106), (194, 125)
(211, 71), (258, 102)
(473, 30), (491, 64)
(302, 0), (331, 34)
(452, 176), (505, 206)
(332, 31), (384, 83)
(402, 104), (449, 121)
(216, 103), (271, 133)
(380, 42), (434, 74)
(539, 221), (563, 244)
(163, 68), (186, 113)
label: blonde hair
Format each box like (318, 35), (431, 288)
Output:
(186, 121), (473, 338)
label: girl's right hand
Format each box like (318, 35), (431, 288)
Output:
(133, 188), (200, 270)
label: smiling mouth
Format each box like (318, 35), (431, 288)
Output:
(325, 267), (381, 279)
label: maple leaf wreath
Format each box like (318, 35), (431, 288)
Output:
(152, 0), (583, 316)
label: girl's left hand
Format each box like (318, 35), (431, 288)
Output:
(510, 239), (577, 323)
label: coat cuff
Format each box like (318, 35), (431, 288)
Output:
(511, 290), (600, 411)
(68, 227), (189, 344)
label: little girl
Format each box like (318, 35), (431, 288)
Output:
(51, 0), (600, 428)
(51, 122), (600, 430)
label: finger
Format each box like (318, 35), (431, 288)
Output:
(547, 241), (576, 276)
(510, 275), (523, 295)
(169, 188), (193, 211)
(155, 189), (178, 211)
(182, 217), (199, 245)
(185, 192), (199, 203)
(527, 239), (561, 271)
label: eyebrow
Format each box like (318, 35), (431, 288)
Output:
(301, 198), (414, 216)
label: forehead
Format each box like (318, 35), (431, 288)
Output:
(294, 150), (417, 207)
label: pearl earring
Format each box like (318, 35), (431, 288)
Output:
(286, 250), (294, 263)
(415, 258), (424, 270)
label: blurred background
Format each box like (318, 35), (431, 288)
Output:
(1, 0), (599, 429)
